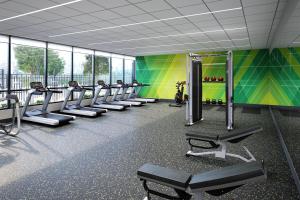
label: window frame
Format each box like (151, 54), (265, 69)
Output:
(0, 34), (135, 109)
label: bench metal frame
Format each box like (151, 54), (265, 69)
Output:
(139, 162), (267, 200)
(186, 138), (256, 162)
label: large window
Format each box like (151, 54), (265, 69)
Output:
(111, 55), (124, 84)
(124, 58), (135, 83)
(11, 38), (46, 105)
(73, 48), (94, 99)
(0, 34), (135, 108)
(95, 51), (110, 85)
(0, 36), (9, 109)
(48, 44), (72, 102)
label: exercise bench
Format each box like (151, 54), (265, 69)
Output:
(186, 125), (263, 162)
(137, 161), (266, 200)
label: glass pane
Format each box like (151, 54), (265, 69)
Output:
(73, 47), (93, 54)
(0, 40), (8, 106)
(94, 55), (110, 85)
(11, 42), (45, 105)
(47, 48), (72, 102)
(0, 35), (9, 43)
(73, 53), (93, 99)
(11, 37), (46, 48)
(111, 57), (123, 84)
(73, 53), (93, 86)
(0, 41), (8, 91)
(124, 59), (134, 83)
(48, 43), (72, 52)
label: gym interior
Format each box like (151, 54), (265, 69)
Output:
(0, 0), (300, 199)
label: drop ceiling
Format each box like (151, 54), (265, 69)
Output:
(0, 0), (299, 56)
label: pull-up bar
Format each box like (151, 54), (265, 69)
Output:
(189, 53), (228, 58)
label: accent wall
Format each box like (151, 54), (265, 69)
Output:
(136, 47), (300, 107)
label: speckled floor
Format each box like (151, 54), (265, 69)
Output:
(272, 107), (300, 177)
(0, 103), (299, 199)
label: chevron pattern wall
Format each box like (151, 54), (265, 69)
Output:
(136, 47), (300, 106)
(136, 54), (187, 99)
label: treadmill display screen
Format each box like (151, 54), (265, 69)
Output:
(69, 81), (79, 87)
(98, 80), (105, 86)
(30, 82), (44, 89)
(117, 80), (123, 84)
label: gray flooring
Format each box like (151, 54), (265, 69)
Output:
(272, 107), (300, 177)
(0, 103), (299, 199)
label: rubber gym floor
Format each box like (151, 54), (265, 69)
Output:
(0, 102), (299, 199)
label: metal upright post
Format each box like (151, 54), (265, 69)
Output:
(226, 51), (234, 130)
(92, 51), (96, 97)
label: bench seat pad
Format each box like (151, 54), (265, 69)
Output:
(185, 125), (262, 142)
(189, 161), (265, 190)
(138, 163), (192, 189)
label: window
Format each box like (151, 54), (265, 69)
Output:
(0, 35), (9, 109)
(73, 48), (94, 99)
(11, 38), (46, 105)
(48, 44), (72, 102)
(111, 55), (124, 84)
(95, 51), (110, 85)
(124, 58), (135, 83)
(0, 35), (136, 109)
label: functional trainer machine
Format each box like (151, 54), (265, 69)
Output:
(60, 81), (107, 117)
(138, 161), (266, 200)
(186, 125), (263, 162)
(186, 51), (234, 130)
(90, 80), (127, 111)
(21, 82), (75, 126)
(0, 95), (21, 136)
(127, 80), (158, 103)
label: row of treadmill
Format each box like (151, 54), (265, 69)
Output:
(21, 80), (157, 126)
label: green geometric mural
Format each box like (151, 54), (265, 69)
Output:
(234, 48), (300, 106)
(136, 47), (300, 107)
(136, 54), (186, 99)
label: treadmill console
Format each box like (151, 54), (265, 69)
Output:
(98, 80), (106, 86)
(117, 80), (123, 84)
(69, 81), (79, 88)
(30, 82), (45, 90)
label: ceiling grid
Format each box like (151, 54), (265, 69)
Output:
(0, 0), (298, 55)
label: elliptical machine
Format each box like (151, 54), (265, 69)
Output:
(169, 81), (186, 107)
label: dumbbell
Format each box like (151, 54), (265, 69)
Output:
(218, 99), (223, 105)
(206, 98), (211, 104)
(204, 76), (210, 82)
(212, 99), (217, 104)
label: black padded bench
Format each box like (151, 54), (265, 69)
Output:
(138, 161), (266, 200)
(186, 125), (263, 162)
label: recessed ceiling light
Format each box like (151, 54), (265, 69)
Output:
(116, 38), (249, 51)
(49, 7), (242, 38)
(88, 27), (247, 46)
(0, 0), (84, 23)
(293, 41), (300, 43)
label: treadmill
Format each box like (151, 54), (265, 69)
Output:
(60, 81), (107, 117)
(21, 82), (75, 126)
(126, 80), (158, 103)
(110, 80), (144, 107)
(90, 80), (128, 111)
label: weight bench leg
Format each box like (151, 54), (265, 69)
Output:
(141, 179), (190, 200)
(226, 146), (256, 162)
